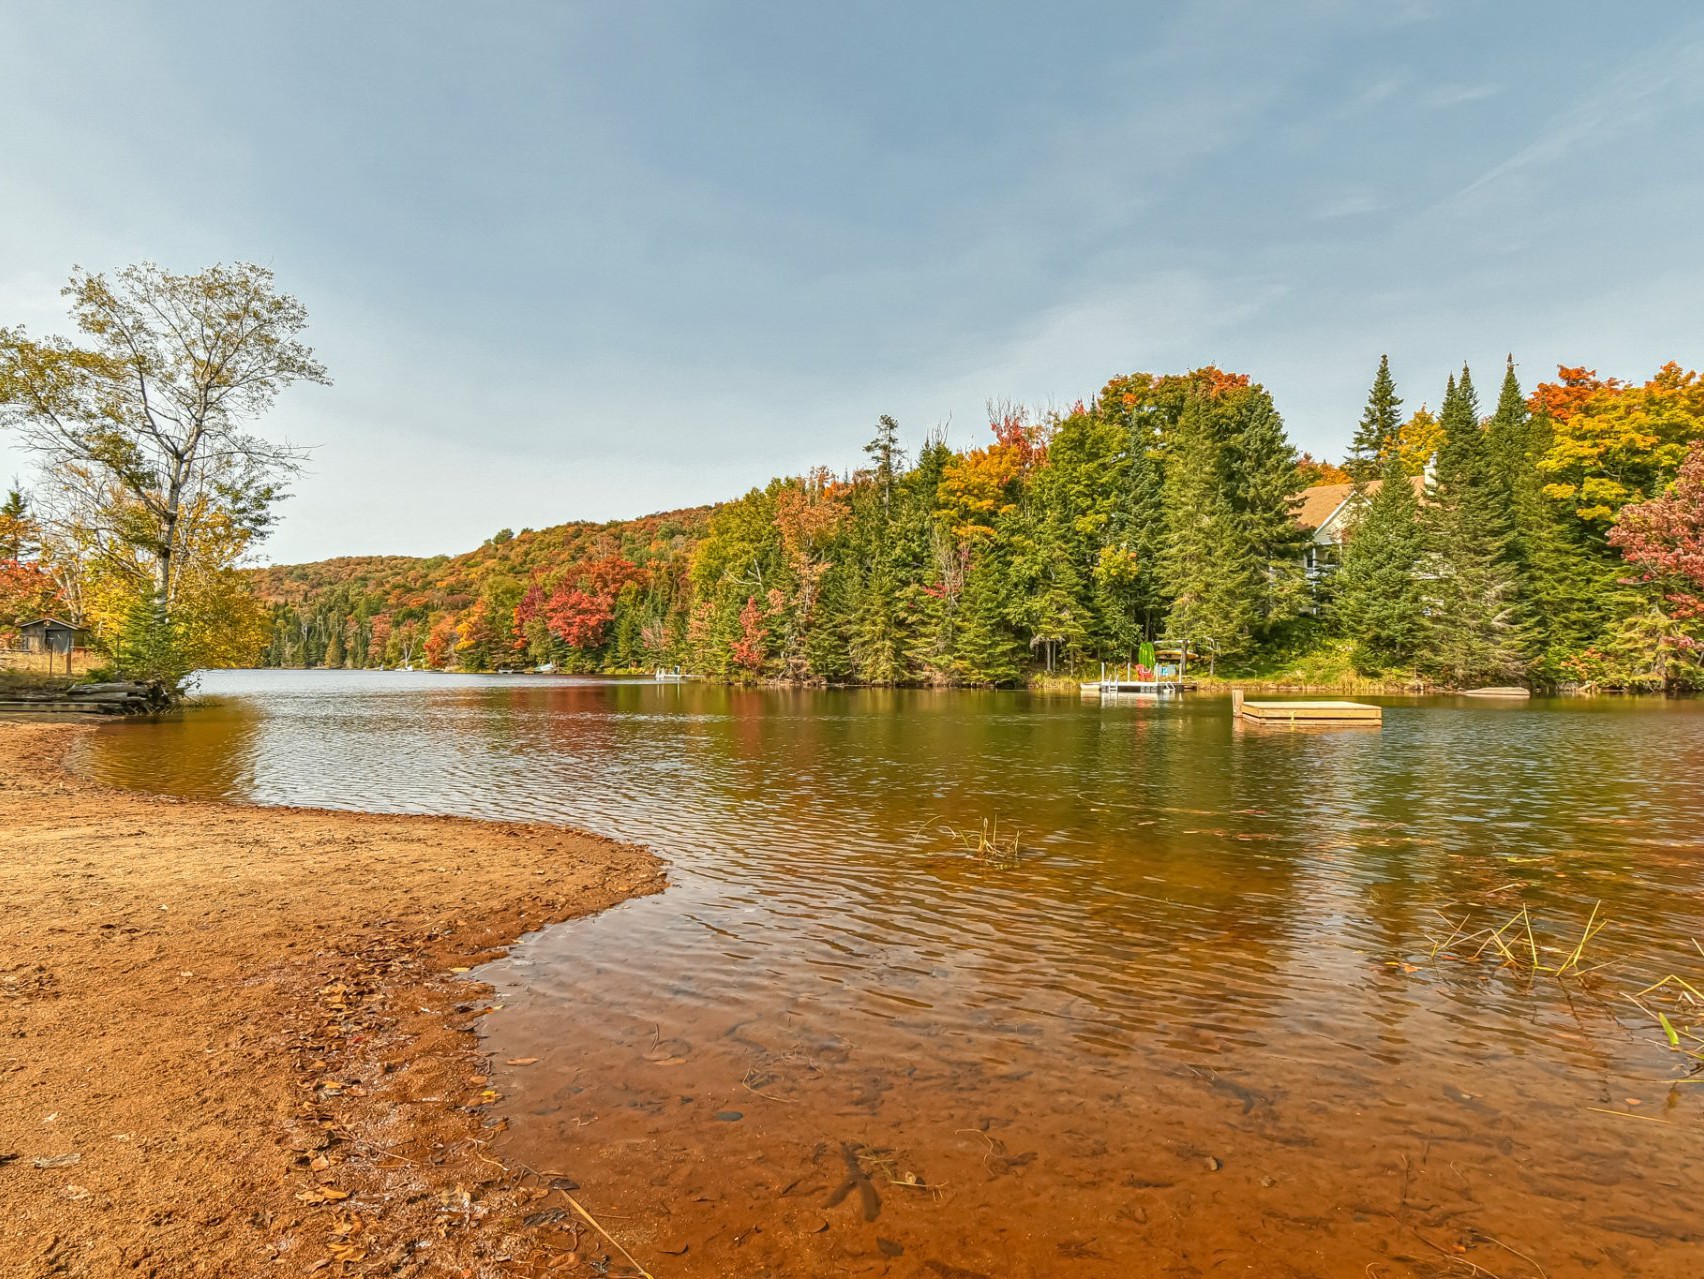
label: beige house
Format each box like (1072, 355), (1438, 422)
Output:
(1296, 477), (1426, 578)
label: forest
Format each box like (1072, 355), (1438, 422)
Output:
(243, 359), (1704, 692)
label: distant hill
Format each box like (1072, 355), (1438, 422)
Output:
(251, 506), (712, 670)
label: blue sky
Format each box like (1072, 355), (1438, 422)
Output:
(3, 1), (1702, 563)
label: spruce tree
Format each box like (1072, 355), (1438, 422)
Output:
(1421, 366), (1527, 685)
(1093, 385), (1171, 647)
(1225, 385), (1309, 631)
(1158, 390), (1259, 656)
(1348, 355), (1403, 481)
(954, 542), (1024, 685)
(1333, 452), (1424, 670)
(846, 416), (912, 683)
(1484, 357), (1622, 678)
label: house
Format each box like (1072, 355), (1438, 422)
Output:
(16, 617), (83, 656)
(1295, 477), (1426, 577)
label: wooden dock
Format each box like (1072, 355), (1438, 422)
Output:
(1082, 679), (1192, 696)
(0, 698), (129, 716)
(1237, 697), (1382, 724)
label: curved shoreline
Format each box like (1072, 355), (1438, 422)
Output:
(0, 719), (664, 1277)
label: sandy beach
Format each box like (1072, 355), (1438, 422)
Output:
(0, 720), (663, 1278)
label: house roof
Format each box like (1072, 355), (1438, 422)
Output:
(1295, 482), (1356, 531)
(17, 616), (81, 630)
(1296, 476), (1426, 533)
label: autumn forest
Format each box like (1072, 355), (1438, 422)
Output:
(247, 359), (1704, 692)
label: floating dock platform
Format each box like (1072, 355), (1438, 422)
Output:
(1237, 698), (1382, 724)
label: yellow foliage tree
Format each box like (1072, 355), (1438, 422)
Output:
(1387, 406), (1443, 476)
(936, 444), (1022, 543)
(1533, 363), (1704, 524)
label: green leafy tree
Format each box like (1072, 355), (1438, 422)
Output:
(0, 262), (328, 681)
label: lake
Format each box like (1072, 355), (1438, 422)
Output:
(80, 670), (1704, 1277)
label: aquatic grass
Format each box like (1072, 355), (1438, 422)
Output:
(1422, 905), (1704, 1075)
(915, 816), (1025, 868)
(1626, 955), (1704, 1069)
(1420, 901), (1609, 981)
(957, 817), (1023, 868)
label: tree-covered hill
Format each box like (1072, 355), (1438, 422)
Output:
(245, 360), (1704, 690)
(251, 508), (711, 670)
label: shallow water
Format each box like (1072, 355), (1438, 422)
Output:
(83, 671), (1704, 1277)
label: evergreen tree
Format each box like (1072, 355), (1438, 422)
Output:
(1333, 453), (1425, 670)
(954, 542), (1024, 685)
(0, 487), (36, 560)
(864, 414), (904, 512)
(1347, 355), (1403, 481)
(1159, 390), (1259, 656)
(1224, 385), (1309, 631)
(1421, 366), (1527, 685)
(845, 416), (916, 682)
(1092, 381), (1173, 647)
(1485, 357), (1623, 678)
(803, 561), (855, 682)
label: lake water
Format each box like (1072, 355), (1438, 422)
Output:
(81, 670), (1704, 1277)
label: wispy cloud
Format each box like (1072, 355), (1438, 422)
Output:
(1422, 83), (1500, 108)
(1313, 192), (1384, 220)
(1445, 29), (1704, 211)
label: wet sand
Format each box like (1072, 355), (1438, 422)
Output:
(0, 720), (662, 1277)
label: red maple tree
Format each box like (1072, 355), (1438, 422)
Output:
(1611, 440), (1704, 621)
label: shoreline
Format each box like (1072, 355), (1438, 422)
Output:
(0, 719), (664, 1277)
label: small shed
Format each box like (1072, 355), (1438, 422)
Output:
(17, 617), (82, 656)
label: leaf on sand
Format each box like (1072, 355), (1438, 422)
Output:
(506, 1057), (539, 1066)
(295, 1186), (351, 1204)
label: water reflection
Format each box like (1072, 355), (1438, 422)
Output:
(82, 672), (1704, 1276)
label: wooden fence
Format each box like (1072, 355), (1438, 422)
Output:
(0, 646), (99, 677)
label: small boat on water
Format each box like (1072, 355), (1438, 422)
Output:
(1462, 686), (1531, 699)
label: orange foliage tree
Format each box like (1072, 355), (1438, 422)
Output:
(1532, 363), (1704, 523)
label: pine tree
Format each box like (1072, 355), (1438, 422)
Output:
(954, 544), (1024, 685)
(864, 414), (904, 512)
(1225, 385), (1309, 631)
(1333, 453), (1424, 670)
(1485, 357), (1623, 678)
(0, 487), (36, 561)
(1421, 366), (1527, 685)
(1159, 390), (1259, 656)
(1348, 355), (1403, 481)
(1092, 383), (1171, 648)
(845, 415), (915, 682)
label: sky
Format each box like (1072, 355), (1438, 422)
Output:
(3, 1), (1702, 564)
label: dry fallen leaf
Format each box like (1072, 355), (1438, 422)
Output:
(506, 1057), (539, 1066)
(294, 1186), (352, 1204)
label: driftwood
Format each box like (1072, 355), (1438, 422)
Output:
(67, 682), (154, 697)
